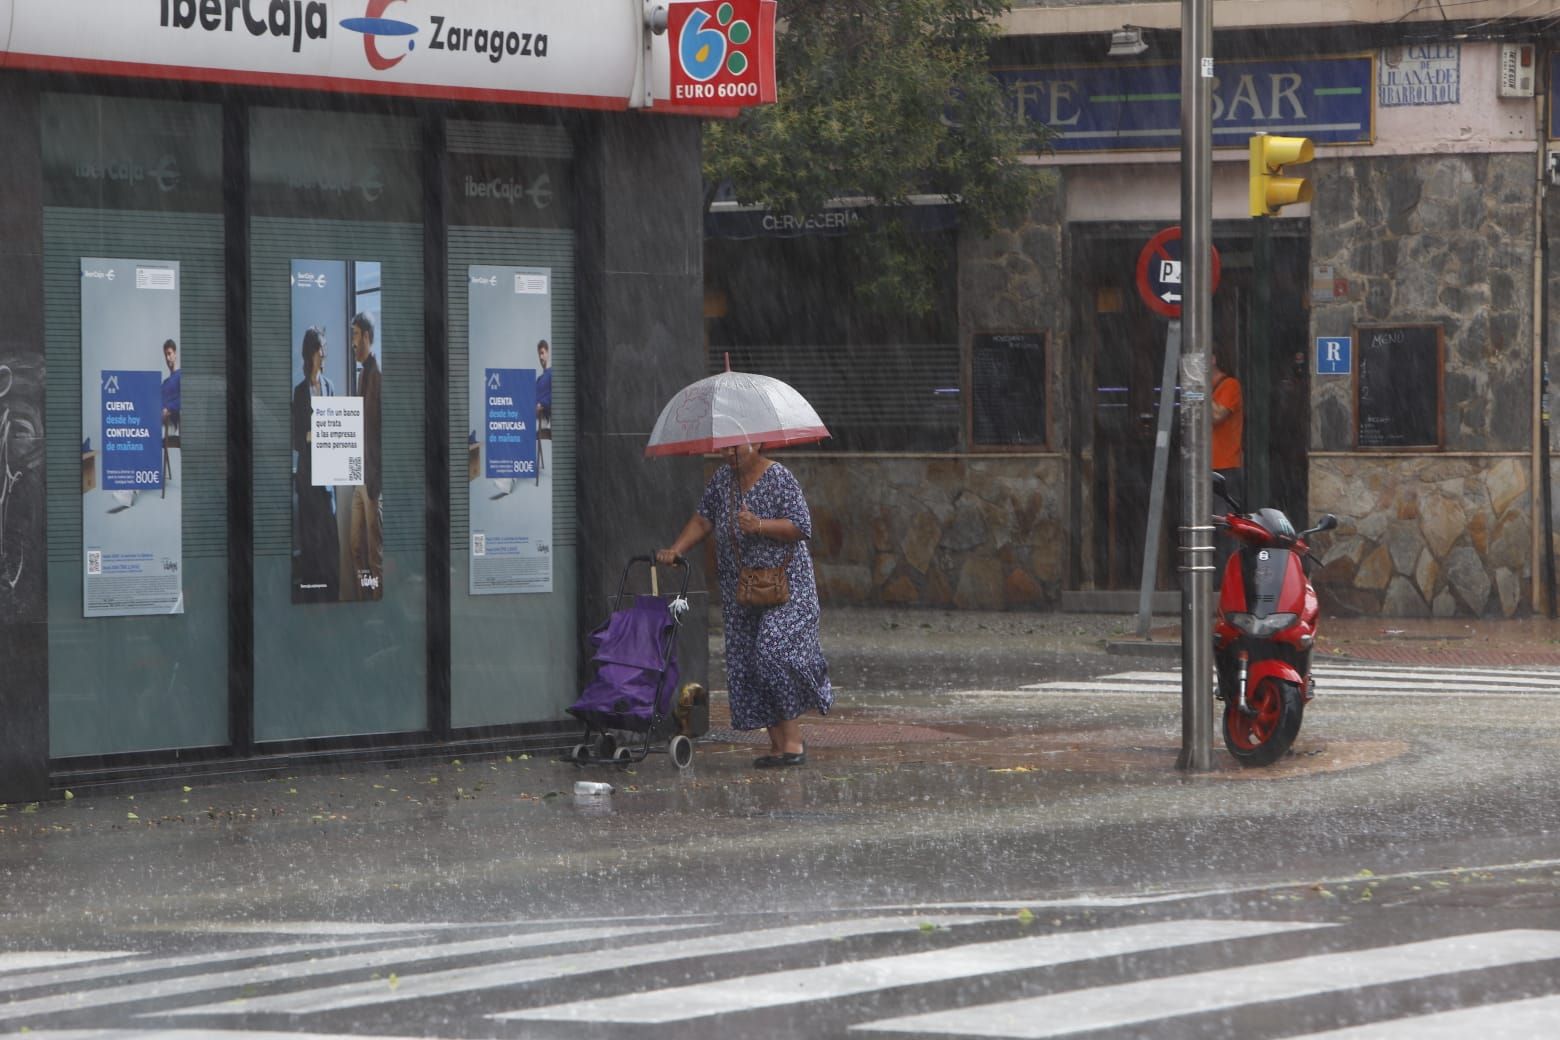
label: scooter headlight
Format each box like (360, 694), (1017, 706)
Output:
(1226, 611), (1298, 638)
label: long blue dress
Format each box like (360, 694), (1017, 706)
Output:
(698, 462), (833, 730)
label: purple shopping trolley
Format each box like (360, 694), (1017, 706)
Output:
(566, 555), (706, 769)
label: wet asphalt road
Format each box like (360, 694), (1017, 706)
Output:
(3, 610), (1560, 1036)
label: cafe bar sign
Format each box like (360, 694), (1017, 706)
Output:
(0, 0), (776, 113)
(994, 54), (1374, 153)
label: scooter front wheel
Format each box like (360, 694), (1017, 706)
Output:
(1222, 676), (1303, 766)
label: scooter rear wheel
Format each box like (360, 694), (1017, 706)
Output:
(1222, 676), (1303, 766)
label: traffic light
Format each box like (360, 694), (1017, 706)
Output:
(1248, 134), (1313, 217)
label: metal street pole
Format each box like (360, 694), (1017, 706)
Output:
(1177, 0), (1215, 771)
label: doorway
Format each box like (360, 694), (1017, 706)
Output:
(1070, 221), (1310, 591)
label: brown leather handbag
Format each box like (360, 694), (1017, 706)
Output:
(731, 481), (795, 609)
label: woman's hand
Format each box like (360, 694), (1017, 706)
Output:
(736, 508), (764, 536)
(654, 549), (680, 566)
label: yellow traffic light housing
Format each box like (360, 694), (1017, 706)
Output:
(1248, 134), (1314, 217)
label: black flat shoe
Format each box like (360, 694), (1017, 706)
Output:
(773, 750), (807, 767)
(753, 754), (784, 768)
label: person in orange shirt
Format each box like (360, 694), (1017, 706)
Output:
(1211, 354), (1243, 588)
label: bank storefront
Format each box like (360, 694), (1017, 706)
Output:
(0, 0), (774, 802)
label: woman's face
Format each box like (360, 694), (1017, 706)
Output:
(724, 443), (758, 470)
(307, 342), (325, 380)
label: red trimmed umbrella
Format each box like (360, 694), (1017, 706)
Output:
(645, 363), (829, 458)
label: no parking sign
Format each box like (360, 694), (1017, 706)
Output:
(1135, 226), (1222, 320)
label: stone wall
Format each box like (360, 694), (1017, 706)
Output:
(1312, 456), (1531, 616)
(1307, 152), (1537, 616)
(1310, 153), (1534, 453)
(782, 455), (1069, 609)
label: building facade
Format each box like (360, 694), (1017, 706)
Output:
(731, 1), (1560, 620)
(0, 0), (776, 802)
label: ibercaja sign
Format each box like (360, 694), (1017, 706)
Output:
(667, 0), (776, 110)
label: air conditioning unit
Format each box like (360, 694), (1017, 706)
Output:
(1499, 43), (1536, 98)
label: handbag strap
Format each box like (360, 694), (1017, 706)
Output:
(729, 473), (796, 571)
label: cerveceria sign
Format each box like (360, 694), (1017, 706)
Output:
(1, 0), (775, 113)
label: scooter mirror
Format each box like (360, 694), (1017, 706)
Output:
(1304, 514), (1339, 536)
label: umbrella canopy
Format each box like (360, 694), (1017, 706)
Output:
(645, 369), (829, 457)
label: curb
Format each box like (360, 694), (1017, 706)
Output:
(1104, 637), (1182, 659)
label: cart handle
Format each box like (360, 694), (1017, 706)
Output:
(618, 554), (692, 600)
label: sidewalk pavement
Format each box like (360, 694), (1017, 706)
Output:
(696, 606), (1560, 752)
(807, 604), (1560, 668)
(1108, 612), (1560, 667)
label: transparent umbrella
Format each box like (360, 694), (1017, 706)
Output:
(645, 360), (829, 457)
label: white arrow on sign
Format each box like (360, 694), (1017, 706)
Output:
(1161, 291), (1181, 303)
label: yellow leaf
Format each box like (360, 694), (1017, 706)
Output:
(388, 973), (399, 990)
(127, 812), (139, 820)
(918, 922), (937, 933)
(1016, 908), (1035, 925)
(64, 790), (74, 800)
(183, 786), (193, 793)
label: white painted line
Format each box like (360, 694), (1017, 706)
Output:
(0, 924), (675, 1020)
(178, 921), (458, 936)
(0, 938), (387, 996)
(171, 915), (996, 1017)
(857, 930), (1560, 1038)
(0, 951), (124, 973)
(1288, 993), (1560, 1038)
(1153, 669), (1560, 686)
(502, 919), (1322, 1025)
(20, 1032), (461, 1040)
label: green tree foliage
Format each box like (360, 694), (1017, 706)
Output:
(704, 0), (1051, 314)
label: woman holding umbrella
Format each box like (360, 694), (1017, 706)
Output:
(649, 366), (833, 768)
(656, 440), (832, 767)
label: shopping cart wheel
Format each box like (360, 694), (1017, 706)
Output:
(668, 734), (694, 770)
(612, 746), (634, 767)
(569, 743), (590, 766)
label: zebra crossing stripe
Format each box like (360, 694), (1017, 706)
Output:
(0, 924), (679, 1021)
(1007, 665), (1560, 698)
(1287, 993), (1560, 1038)
(17, 1032), (455, 1040)
(857, 930), (1560, 1038)
(0, 952), (125, 974)
(0, 938), (391, 996)
(171, 915), (997, 1016)
(500, 919), (1322, 1025)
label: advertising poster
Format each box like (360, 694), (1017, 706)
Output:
(80, 257), (184, 617)
(290, 259), (384, 604)
(467, 265), (553, 595)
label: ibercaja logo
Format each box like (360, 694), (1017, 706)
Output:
(667, 0), (776, 109)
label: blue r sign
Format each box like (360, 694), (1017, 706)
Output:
(1316, 336), (1351, 375)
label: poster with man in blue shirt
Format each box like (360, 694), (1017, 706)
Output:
(80, 258), (184, 617)
(467, 265), (554, 596)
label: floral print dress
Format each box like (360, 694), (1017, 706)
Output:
(698, 462), (833, 730)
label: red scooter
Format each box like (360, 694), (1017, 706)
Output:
(1212, 474), (1338, 766)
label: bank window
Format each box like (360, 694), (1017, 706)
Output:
(248, 107), (427, 743)
(40, 92), (229, 759)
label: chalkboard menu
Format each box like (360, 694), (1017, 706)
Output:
(971, 331), (1047, 447)
(1355, 323), (1443, 448)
